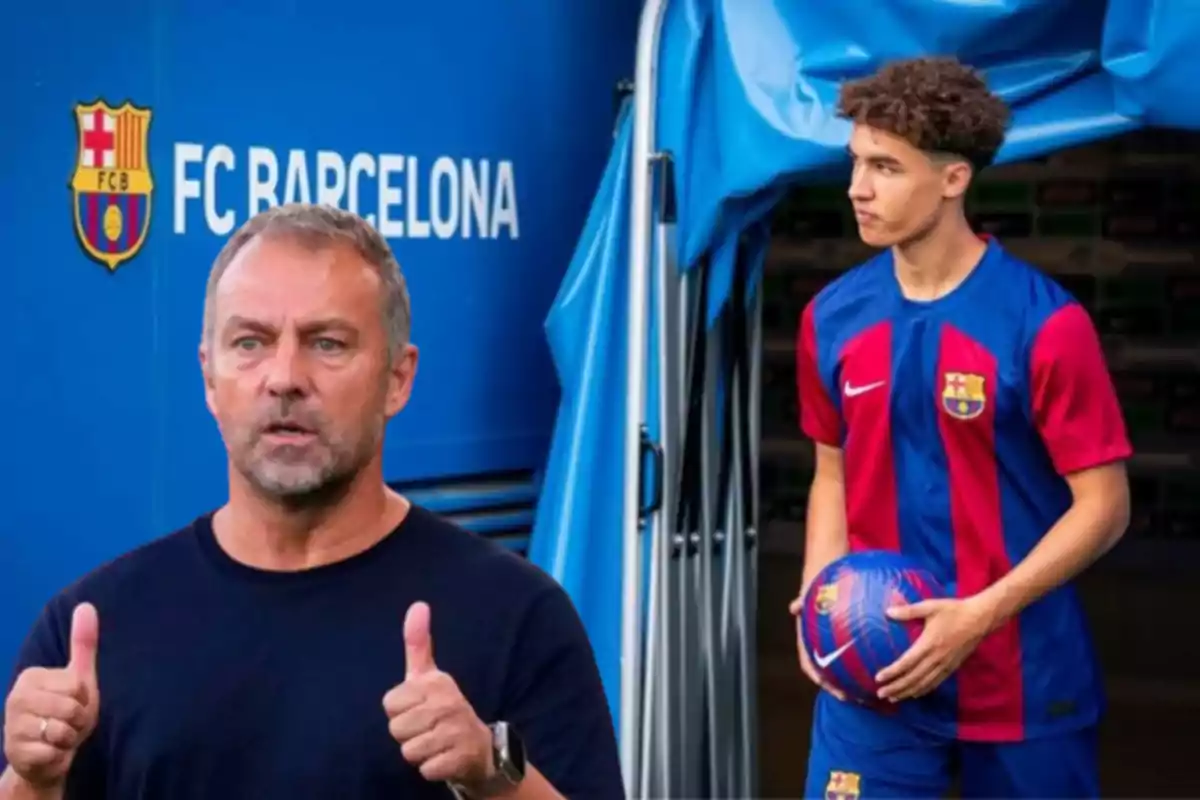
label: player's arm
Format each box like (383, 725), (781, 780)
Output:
(789, 301), (850, 698)
(802, 445), (849, 592)
(973, 303), (1132, 628)
(795, 300), (849, 592)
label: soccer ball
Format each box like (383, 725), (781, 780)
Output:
(798, 550), (945, 704)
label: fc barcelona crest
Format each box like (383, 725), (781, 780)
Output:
(815, 584), (839, 615)
(942, 372), (987, 420)
(825, 770), (861, 800)
(70, 100), (153, 272)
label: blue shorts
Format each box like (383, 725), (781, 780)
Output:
(804, 693), (1099, 798)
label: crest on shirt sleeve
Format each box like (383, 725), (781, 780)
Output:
(941, 372), (987, 420)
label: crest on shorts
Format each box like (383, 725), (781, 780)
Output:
(815, 584), (839, 615)
(70, 99), (154, 272)
(941, 372), (986, 420)
(825, 770), (861, 800)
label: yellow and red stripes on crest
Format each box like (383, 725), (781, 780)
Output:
(114, 109), (145, 171)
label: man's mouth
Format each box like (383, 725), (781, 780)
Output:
(261, 421), (318, 443)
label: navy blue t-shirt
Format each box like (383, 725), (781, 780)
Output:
(1, 506), (623, 798)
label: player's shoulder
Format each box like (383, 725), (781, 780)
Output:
(987, 242), (1091, 338)
(802, 249), (893, 334)
(992, 243), (1077, 305)
(807, 249), (892, 312)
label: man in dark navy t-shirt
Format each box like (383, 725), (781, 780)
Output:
(1, 204), (623, 800)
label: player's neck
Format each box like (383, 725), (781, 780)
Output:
(215, 458), (411, 572)
(891, 215), (987, 302)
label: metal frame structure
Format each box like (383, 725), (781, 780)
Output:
(621, 1), (761, 795)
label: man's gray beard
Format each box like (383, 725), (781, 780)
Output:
(244, 456), (343, 498)
(235, 434), (359, 501)
(228, 412), (386, 503)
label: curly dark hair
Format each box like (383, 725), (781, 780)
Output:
(837, 56), (1011, 170)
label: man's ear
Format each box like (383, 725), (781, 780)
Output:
(199, 343), (218, 416)
(385, 343), (419, 419)
(941, 159), (974, 200)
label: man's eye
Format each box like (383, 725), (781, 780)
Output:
(313, 338), (346, 352)
(232, 337), (261, 351)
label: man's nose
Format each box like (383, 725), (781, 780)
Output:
(262, 338), (309, 397)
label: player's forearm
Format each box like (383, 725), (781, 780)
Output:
(973, 486), (1129, 630)
(0, 769), (62, 800)
(800, 475), (849, 591)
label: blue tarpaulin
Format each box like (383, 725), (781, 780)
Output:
(529, 0), (1200, 728)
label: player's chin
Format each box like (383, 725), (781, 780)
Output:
(855, 224), (902, 249)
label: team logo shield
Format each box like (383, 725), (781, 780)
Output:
(942, 372), (987, 420)
(70, 100), (153, 271)
(815, 584), (839, 615)
(825, 770), (861, 800)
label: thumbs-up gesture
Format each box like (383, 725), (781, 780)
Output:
(382, 602), (495, 791)
(3, 603), (101, 790)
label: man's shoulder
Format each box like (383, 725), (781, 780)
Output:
(399, 507), (589, 658)
(53, 518), (206, 607)
(17, 518), (208, 666)
(402, 505), (565, 599)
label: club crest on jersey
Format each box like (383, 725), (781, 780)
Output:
(825, 770), (861, 800)
(941, 372), (986, 420)
(815, 584), (839, 615)
(70, 99), (154, 272)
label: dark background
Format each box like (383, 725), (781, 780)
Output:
(755, 128), (1200, 798)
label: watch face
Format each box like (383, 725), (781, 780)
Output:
(507, 725), (526, 773)
(493, 722), (526, 782)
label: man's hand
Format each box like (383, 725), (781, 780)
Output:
(787, 595), (846, 702)
(383, 602), (495, 793)
(874, 596), (993, 702)
(2, 603), (101, 792)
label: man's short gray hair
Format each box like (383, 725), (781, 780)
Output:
(202, 204), (411, 354)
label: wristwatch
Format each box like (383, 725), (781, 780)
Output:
(451, 721), (526, 798)
(488, 721), (526, 788)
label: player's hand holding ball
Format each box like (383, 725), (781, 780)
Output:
(876, 595), (994, 702)
(383, 602), (495, 794)
(2, 603), (101, 796)
(788, 593), (846, 701)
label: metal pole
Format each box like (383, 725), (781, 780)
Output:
(643, 209), (680, 798)
(741, 280), (763, 798)
(621, 0), (669, 793)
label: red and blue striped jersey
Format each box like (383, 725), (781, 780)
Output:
(796, 238), (1132, 742)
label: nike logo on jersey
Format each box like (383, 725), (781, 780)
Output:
(813, 640), (855, 669)
(843, 380), (885, 397)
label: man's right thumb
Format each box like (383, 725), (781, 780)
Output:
(68, 602), (100, 678)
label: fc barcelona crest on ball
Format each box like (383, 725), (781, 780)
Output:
(70, 99), (153, 272)
(825, 770), (861, 800)
(942, 372), (987, 420)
